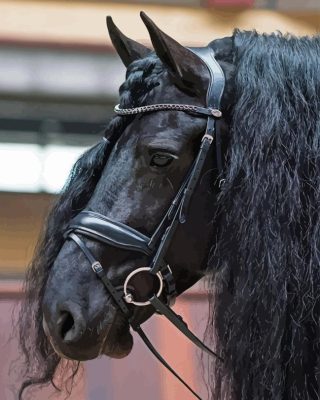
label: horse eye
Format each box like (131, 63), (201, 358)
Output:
(150, 153), (175, 168)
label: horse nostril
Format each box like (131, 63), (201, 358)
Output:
(58, 312), (75, 341)
(56, 304), (86, 344)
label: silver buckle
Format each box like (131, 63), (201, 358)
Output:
(201, 133), (214, 144)
(92, 261), (103, 274)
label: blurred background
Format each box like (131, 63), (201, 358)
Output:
(0, 1), (319, 399)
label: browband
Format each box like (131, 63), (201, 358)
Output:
(114, 103), (222, 118)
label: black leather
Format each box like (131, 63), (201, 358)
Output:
(179, 136), (212, 223)
(150, 296), (223, 361)
(190, 47), (225, 110)
(191, 46), (225, 175)
(69, 232), (131, 315)
(134, 326), (202, 400)
(67, 210), (152, 255)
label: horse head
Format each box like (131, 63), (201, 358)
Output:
(40, 13), (234, 364)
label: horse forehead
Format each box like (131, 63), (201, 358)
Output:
(140, 114), (203, 140)
(143, 68), (201, 103)
(139, 111), (191, 131)
(142, 116), (207, 148)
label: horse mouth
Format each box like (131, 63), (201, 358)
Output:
(43, 310), (133, 361)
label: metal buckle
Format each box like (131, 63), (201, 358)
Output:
(91, 261), (103, 274)
(123, 267), (164, 307)
(201, 133), (214, 144)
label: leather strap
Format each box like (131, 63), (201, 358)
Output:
(69, 232), (96, 264)
(190, 47), (225, 113)
(67, 211), (152, 255)
(190, 46), (225, 175)
(114, 103), (218, 118)
(69, 233), (131, 316)
(67, 231), (206, 399)
(134, 326), (203, 400)
(147, 165), (193, 250)
(179, 135), (212, 223)
(150, 220), (179, 275)
(150, 295), (223, 361)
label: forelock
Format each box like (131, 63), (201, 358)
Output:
(119, 53), (164, 108)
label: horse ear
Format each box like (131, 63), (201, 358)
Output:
(106, 16), (151, 67)
(140, 12), (206, 95)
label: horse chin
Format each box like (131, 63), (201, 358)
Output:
(103, 307), (155, 359)
(103, 329), (133, 359)
(102, 312), (133, 359)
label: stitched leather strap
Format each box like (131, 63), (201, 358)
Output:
(67, 211), (152, 255)
(190, 46), (225, 175)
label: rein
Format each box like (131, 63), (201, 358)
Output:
(64, 46), (225, 400)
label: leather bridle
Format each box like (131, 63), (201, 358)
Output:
(64, 46), (225, 400)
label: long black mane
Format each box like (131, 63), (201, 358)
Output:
(17, 54), (164, 398)
(207, 31), (320, 399)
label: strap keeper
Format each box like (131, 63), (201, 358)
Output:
(211, 109), (222, 118)
(63, 230), (71, 239)
(201, 133), (214, 144)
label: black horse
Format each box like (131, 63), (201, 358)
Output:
(18, 12), (320, 400)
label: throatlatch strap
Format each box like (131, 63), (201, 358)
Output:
(134, 326), (203, 400)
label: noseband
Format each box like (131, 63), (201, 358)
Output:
(65, 47), (225, 400)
